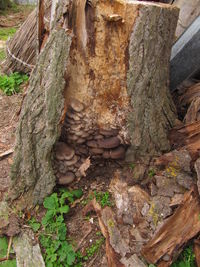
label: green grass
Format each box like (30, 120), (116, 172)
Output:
(0, 28), (17, 41)
(0, 49), (6, 61)
(171, 245), (196, 267)
(0, 237), (16, 267)
(0, 2), (35, 16)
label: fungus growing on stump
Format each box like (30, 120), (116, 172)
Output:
(10, 0), (179, 204)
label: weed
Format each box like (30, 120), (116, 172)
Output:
(148, 169), (156, 178)
(0, 236), (16, 267)
(94, 191), (112, 208)
(39, 189), (84, 267)
(83, 237), (105, 261)
(129, 163), (135, 170)
(0, 72), (28, 95)
(28, 217), (41, 233)
(171, 245), (196, 267)
(149, 265), (156, 267)
(0, 28), (17, 41)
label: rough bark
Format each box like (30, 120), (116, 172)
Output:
(10, 0), (179, 204)
(126, 4), (178, 161)
(9, 28), (71, 204)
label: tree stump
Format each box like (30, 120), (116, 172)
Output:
(10, 0), (179, 204)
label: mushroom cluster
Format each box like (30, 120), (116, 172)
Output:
(54, 98), (127, 185)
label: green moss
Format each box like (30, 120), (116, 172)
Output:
(0, 28), (17, 41)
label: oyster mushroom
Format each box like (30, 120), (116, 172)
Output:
(110, 145), (125, 159)
(57, 172), (75, 185)
(89, 148), (104, 155)
(87, 140), (98, 148)
(99, 129), (118, 137)
(55, 142), (75, 161)
(70, 98), (84, 113)
(64, 155), (79, 166)
(97, 136), (120, 149)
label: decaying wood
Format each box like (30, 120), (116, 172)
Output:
(194, 239), (200, 267)
(10, 0), (179, 204)
(141, 186), (200, 266)
(169, 121), (200, 160)
(83, 199), (146, 267)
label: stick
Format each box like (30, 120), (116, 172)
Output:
(0, 148), (14, 160)
(6, 236), (12, 260)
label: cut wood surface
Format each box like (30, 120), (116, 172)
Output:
(141, 186), (200, 266)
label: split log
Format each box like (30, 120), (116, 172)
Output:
(10, 0), (179, 204)
(141, 186), (200, 266)
(2, 0), (51, 74)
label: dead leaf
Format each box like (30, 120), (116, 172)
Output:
(78, 157), (91, 177)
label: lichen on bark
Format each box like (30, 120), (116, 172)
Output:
(126, 4), (179, 162)
(10, 29), (71, 204)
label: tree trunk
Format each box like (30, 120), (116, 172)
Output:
(9, 0), (179, 205)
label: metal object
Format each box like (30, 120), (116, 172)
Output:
(170, 15), (200, 90)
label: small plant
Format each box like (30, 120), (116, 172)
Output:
(28, 217), (41, 233)
(0, 72), (28, 96)
(171, 245), (196, 267)
(129, 163), (135, 170)
(39, 189), (83, 267)
(94, 191), (112, 208)
(83, 237), (105, 261)
(0, 27), (17, 41)
(148, 169), (156, 178)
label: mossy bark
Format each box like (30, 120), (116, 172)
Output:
(10, 29), (71, 204)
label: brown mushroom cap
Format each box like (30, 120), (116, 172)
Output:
(89, 148), (104, 155)
(110, 146), (125, 159)
(87, 140), (98, 148)
(70, 98), (84, 113)
(57, 172), (75, 185)
(97, 136), (120, 149)
(64, 155), (79, 166)
(55, 142), (75, 161)
(99, 129), (118, 137)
